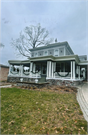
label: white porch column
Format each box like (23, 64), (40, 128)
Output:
(9, 64), (11, 75)
(83, 69), (85, 79)
(30, 62), (33, 77)
(49, 61), (51, 78)
(76, 66), (79, 79)
(76, 66), (78, 74)
(71, 61), (73, 79)
(33, 63), (36, 72)
(20, 65), (23, 77)
(54, 62), (56, 78)
(52, 62), (54, 78)
(78, 66), (80, 79)
(47, 61), (49, 78)
(73, 61), (75, 79)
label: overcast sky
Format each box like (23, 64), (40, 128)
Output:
(0, 0), (88, 65)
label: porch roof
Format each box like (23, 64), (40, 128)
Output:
(30, 55), (80, 64)
(8, 60), (30, 65)
(78, 61), (88, 65)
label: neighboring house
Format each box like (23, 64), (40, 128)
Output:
(0, 64), (9, 81)
(8, 41), (88, 86)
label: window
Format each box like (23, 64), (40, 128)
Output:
(44, 51), (48, 56)
(56, 63), (60, 72)
(59, 48), (64, 56)
(38, 51), (43, 56)
(65, 63), (70, 72)
(48, 49), (54, 56)
(54, 49), (58, 56)
(35, 52), (38, 57)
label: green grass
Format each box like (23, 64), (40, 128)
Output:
(1, 87), (87, 134)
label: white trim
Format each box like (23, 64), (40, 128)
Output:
(78, 63), (88, 65)
(73, 61), (75, 79)
(78, 66), (80, 80)
(71, 61), (73, 79)
(46, 77), (83, 81)
(8, 75), (41, 79)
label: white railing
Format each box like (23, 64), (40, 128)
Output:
(30, 71), (41, 78)
(8, 71), (41, 78)
(55, 72), (71, 79)
(9, 71), (20, 76)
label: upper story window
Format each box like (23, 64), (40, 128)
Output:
(59, 48), (64, 56)
(35, 52), (38, 57)
(44, 51), (48, 56)
(54, 49), (58, 56)
(31, 53), (34, 57)
(48, 49), (54, 56)
(38, 51), (43, 57)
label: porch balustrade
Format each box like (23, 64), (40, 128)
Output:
(9, 68), (41, 78)
(54, 72), (71, 79)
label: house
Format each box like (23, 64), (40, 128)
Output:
(7, 41), (88, 86)
(0, 64), (9, 82)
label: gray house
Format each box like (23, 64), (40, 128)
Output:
(8, 41), (88, 86)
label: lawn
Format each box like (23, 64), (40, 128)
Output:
(1, 87), (87, 134)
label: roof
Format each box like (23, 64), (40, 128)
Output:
(8, 60), (30, 65)
(29, 41), (74, 54)
(0, 64), (9, 68)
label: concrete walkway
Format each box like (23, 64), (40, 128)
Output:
(77, 82), (88, 122)
(0, 85), (12, 88)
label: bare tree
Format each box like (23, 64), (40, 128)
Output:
(0, 43), (4, 48)
(11, 23), (53, 58)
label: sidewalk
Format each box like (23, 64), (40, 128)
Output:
(0, 85), (12, 88)
(77, 82), (88, 122)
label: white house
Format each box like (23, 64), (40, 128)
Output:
(8, 41), (88, 86)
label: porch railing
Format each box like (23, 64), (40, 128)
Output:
(30, 71), (41, 78)
(54, 72), (71, 79)
(8, 71), (41, 78)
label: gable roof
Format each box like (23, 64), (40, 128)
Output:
(29, 41), (74, 54)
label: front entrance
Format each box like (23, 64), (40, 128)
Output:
(42, 64), (47, 75)
(35, 62), (47, 82)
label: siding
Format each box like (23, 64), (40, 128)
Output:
(0, 67), (9, 81)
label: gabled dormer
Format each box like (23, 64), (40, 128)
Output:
(29, 41), (74, 58)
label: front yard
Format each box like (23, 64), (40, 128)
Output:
(1, 86), (87, 134)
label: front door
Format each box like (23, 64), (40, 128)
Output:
(42, 64), (46, 76)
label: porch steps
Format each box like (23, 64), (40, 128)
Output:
(77, 83), (88, 122)
(39, 76), (46, 83)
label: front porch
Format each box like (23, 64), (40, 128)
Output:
(8, 59), (86, 86)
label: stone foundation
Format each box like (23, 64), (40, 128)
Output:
(7, 76), (82, 86)
(46, 79), (82, 86)
(7, 76), (41, 83)
(16, 82), (49, 89)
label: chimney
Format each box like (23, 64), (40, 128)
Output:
(55, 38), (57, 42)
